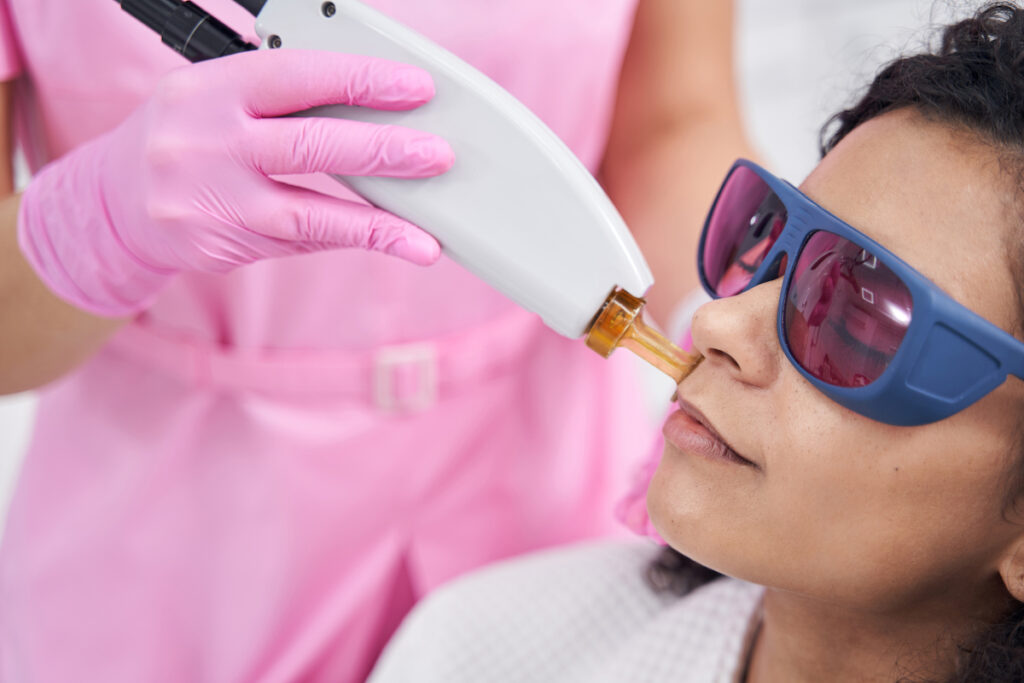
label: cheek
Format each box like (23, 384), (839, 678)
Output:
(808, 398), (1024, 606)
(649, 401), (1019, 611)
(777, 443), (1011, 609)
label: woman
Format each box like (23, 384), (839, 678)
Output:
(0, 1), (752, 682)
(369, 5), (1024, 681)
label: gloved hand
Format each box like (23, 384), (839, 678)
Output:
(18, 49), (454, 317)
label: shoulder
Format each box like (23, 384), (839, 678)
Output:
(369, 540), (762, 683)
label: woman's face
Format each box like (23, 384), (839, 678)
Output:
(648, 108), (1024, 614)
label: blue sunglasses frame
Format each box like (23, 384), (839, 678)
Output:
(697, 159), (1024, 426)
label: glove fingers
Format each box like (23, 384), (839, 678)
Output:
(245, 184), (442, 265)
(230, 50), (436, 118)
(250, 117), (454, 177)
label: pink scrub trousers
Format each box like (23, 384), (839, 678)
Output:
(0, 1), (649, 681)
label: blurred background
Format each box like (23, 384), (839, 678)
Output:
(0, 0), (975, 533)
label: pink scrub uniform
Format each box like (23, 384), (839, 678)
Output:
(0, 1), (649, 681)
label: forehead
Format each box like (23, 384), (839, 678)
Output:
(798, 108), (1020, 331)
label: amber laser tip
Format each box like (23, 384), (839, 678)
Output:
(585, 288), (704, 384)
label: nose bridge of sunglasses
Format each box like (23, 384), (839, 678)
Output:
(775, 211), (807, 250)
(751, 213), (806, 283)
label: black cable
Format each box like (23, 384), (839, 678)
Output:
(233, 0), (267, 16)
(116, 0), (258, 62)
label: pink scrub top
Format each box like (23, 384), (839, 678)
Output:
(0, 1), (649, 681)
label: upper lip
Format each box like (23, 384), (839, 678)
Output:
(676, 398), (757, 468)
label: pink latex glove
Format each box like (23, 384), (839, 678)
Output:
(18, 49), (454, 317)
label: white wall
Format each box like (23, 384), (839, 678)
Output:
(738, 0), (965, 180)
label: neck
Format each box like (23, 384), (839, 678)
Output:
(746, 582), (1012, 683)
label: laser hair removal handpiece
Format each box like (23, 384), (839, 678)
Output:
(115, 0), (702, 382)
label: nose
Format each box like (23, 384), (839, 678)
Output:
(689, 280), (782, 387)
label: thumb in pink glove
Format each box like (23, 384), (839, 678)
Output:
(18, 49), (454, 317)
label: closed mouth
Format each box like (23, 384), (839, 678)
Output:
(674, 398), (758, 469)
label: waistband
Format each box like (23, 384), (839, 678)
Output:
(105, 308), (547, 412)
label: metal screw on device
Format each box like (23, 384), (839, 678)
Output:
(322, 2), (336, 17)
(268, 34), (282, 48)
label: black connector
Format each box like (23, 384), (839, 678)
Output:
(116, 0), (258, 62)
(233, 0), (267, 16)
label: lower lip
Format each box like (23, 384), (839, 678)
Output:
(662, 409), (751, 467)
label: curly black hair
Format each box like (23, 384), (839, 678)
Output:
(649, 4), (1024, 682)
(821, 2), (1024, 154)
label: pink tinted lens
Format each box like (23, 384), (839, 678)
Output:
(783, 231), (913, 387)
(703, 166), (788, 296)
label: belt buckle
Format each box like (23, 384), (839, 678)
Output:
(373, 343), (439, 413)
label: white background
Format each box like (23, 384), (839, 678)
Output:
(0, 0), (971, 531)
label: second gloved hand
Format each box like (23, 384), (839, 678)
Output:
(18, 49), (454, 317)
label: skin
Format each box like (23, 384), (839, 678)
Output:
(0, 192), (121, 393)
(647, 108), (1024, 682)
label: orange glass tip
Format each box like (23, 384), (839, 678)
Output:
(585, 288), (703, 384)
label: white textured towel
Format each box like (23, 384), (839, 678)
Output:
(369, 540), (763, 683)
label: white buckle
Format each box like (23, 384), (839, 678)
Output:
(373, 343), (438, 413)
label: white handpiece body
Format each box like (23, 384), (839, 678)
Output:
(253, 0), (653, 339)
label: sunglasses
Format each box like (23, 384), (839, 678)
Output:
(697, 159), (1024, 426)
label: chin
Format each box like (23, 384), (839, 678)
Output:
(645, 452), (767, 584)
